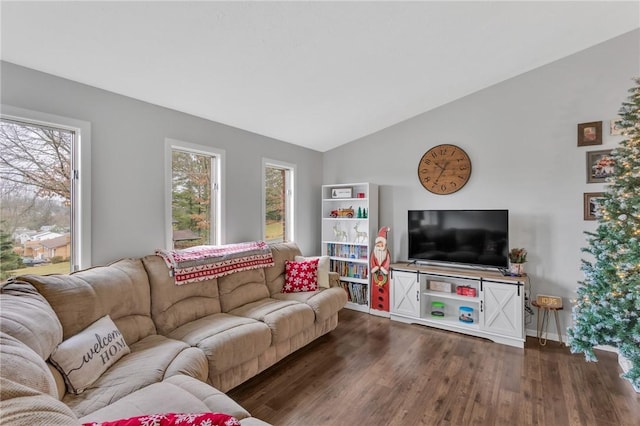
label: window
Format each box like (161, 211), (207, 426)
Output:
(263, 159), (295, 243)
(0, 106), (91, 277)
(165, 139), (223, 249)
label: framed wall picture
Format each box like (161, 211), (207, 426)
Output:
(584, 192), (604, 221)
(577, 121), (602, 146)
(586, 149), (614, 183)
(610, 117), (623, 135)
(331, 187), (352, 198)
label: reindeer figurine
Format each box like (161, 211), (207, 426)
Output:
(332, 224), (348, 242)
(353, 223), (368, 243)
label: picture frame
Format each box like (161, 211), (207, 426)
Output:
(586, 149), (614, 183)
(610, 117), (623, 135)
(583, 192), (604, 221)
(577, 121), (602, 146)
(331, 187), (352, 199)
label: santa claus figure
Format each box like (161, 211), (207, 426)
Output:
(371, 226), (391, 286)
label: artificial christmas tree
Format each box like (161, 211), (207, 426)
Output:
(568, 78), (640, 391)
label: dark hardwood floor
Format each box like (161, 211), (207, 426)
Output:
(228, 309), (640, 426)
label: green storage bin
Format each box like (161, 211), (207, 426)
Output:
(431, 301), (445, 317)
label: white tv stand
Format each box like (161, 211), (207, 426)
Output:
(390, 263), (527, 348)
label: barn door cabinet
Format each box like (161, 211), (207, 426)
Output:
(389, 263), (526, 348)
(390, 270), (421, 318)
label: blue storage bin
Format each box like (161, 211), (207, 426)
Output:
(459, 306), (474, 323)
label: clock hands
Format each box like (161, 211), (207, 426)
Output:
(434, 161), (451, 182)
(434, 160), (451, 170)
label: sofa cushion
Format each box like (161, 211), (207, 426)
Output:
(264, 242), (302, 295)
(142, 254), (222, 335)
(0, 332), (60, 399)
(0, 377), (80, 426)
(19, 258), (156, 345)
(294, 255), (330, 288)
(62, 334), (203, 418)
(283, 258), (319, 293)
(0, 319), (76, 423)
(218, 269), (269, 312)
(47, 362), (67, 401)
(168, 313), (272, 375)
(163, 346), (209, 382)
(49, 315), (131, 395)
(78, 375), (253, 424)
(273, 287), (348, 322)
(0, 280), (63, 360)
(229, 299), (315, 343)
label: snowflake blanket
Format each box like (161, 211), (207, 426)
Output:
(82, 412), (240, 426)
(155, 241), (274, 285)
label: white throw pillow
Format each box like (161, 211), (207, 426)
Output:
(295, 255), (330, 289)
(49, 315), (130, 394)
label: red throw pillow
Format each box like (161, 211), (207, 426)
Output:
(82, 412), (240, 426)
(283, 258), (319, 293)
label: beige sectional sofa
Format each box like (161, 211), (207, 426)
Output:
(0, 242), (347, 425)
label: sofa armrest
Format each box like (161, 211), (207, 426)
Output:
(328, 271), (340, 288)
(164, 347), (209, 382)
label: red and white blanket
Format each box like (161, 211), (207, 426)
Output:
(155, 241), (274, 285)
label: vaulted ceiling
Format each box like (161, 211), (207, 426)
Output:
(2, 1), (639, 152)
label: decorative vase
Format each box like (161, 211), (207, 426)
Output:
(509, 262), (525, 276)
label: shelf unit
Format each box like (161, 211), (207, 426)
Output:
(390, 263), (527, 348)
(321, 183), (378, 312)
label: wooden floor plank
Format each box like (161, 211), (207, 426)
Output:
(228, 310), (640, 425)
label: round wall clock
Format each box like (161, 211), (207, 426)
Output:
(417, 144), (472, 195)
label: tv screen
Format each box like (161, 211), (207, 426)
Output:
(408, 210), (509, 269)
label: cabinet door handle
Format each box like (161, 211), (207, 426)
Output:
(416, 290), (419, 302)
(480, 300), (484, 312)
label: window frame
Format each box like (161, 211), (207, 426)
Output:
(0, 104), (92, 271)
(165, 138), (224, 249)
(262, 158), (295, 243)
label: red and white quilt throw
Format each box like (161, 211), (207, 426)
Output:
(155, 241), (274, 285)
(82, 412), (240, 426)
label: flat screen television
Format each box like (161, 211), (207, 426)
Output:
(408, 209), (509, 269)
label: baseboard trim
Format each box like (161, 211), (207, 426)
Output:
(369, 309), (390, 318)
(525, 329), (567, 345)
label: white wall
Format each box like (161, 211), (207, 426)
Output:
(1, 62), (323, 265)
(322, 29), (640, 335)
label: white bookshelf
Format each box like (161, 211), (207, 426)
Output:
(321, 183), (378, 311)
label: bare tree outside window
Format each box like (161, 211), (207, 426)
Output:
(172, 150), (212, 249)
(0, 118), (73, 277)
(265, 166), (286, 243)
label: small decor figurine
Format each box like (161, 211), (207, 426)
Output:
(371, 227), (391, 286)
(329, 207), (354, 218)
(353, 223), (368, 243)
(508, 248), (527, 276)
(371, 227), (391, 313)
(332, 224), (348, 242)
